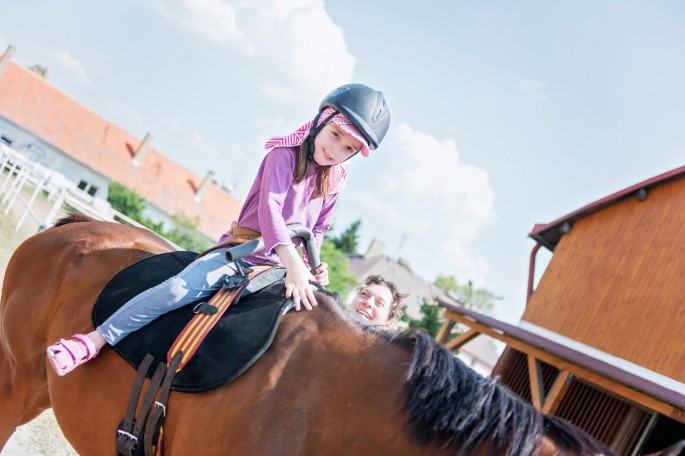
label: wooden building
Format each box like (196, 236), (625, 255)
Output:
(436, 165), (685, 454)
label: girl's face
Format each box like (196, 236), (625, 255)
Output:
(312, 122), (364, 166)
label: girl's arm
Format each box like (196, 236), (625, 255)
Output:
(275, 244), (317, 311)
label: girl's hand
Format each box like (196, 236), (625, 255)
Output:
(275, 244), (317, 311)
(313, 262), (329, 287)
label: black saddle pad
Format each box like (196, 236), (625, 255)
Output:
(92, 251), (291, 393)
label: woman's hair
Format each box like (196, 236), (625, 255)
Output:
(358, 274), (408, 321)
(294, 134), (332, 199)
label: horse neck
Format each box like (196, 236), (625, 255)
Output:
(228, 296), (453, 455)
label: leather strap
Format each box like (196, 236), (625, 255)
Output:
(166, 264), (274, 371)
(196, 225), (261, 259)
(131, 362), (167, 438)
(117, 354), (154, 455)
(144, 352), (184, 456)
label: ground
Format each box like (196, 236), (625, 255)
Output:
(0, 201), (77, 455)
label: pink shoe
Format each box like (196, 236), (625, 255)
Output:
(46, 334), (99, 376)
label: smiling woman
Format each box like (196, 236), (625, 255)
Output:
(348, 274), (407, 328)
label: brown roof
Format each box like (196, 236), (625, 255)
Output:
(438, 299), (685, 411)
(529, 165), (685, 250)
(0, 58), (242, 241)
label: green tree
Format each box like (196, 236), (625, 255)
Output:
(107, 182), (146, 220)
(164, 214), (213, 253)
(319, 238), (357, 295)
(403, 299), (444, 337)
(332, 219), (361, 254)
(106, 182), (212, 252)
(434, 275), (495, 315)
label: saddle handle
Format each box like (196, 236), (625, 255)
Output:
(225, 224), (321, 275)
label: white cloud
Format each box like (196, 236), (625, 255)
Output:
(178, 0), (243, 45)
(49, 49), (90, 84)
(164, 0), (355, 102)
(519, 78), (547, 101)
(340, 123), (495, 284)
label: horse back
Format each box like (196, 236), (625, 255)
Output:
(1, 219), (174, 366)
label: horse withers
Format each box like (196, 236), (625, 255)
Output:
(0, 214), (672, 455)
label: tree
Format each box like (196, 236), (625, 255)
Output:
(434, 275), (495, 315)
(319, 239), (358, 295)
(164, 214), (213, 253)
(107, 182), (146, 221)
(403, 299), (444, 337)
(107, 182), (212, 252)
(332, 219), (361, 254)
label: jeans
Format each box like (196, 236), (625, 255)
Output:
(97, 250), (238, 345)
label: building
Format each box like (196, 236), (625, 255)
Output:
(0, 45), (242, 241)
(436, 165), (685, 454)
(347, 239), (499, 375)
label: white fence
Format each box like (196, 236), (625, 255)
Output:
(0, 144), (179, 248)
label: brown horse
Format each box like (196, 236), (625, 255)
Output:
(0, 214), (633, 455)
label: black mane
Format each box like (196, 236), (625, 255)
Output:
(393, 329), (615, 456)
(52, 212), (96, 227)
(317, 294), (613, 455)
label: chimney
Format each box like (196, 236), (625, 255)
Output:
(195, 170), (216, 203)
(132, 132), (153, 166)
(0, 45), (17, 81)
(364, 239), (385, 259)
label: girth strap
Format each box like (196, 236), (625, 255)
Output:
(116, 354), (166, 456)
(166, 263), (274, 371)
(144, 352), (183, 456)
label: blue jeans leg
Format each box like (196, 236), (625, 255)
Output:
(97, 250), (236, 345)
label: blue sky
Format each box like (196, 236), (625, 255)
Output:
(1, 1), (683, 323)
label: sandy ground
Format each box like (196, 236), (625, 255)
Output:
(0, 196), (78, 455)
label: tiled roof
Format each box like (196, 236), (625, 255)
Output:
(0, 58), (242, 241)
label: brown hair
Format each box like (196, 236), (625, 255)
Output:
(357, 274), (408, 321)
(293, 136), (332, 200)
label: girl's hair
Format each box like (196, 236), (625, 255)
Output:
(294, 134), (332, 199)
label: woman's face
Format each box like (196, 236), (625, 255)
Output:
(312, 122), (363, 166)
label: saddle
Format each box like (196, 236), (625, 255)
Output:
(91, 251), (291, 393)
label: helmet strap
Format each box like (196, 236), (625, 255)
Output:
(307, 110), (339, 160)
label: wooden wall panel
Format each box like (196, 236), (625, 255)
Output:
(523, 178), (685, 381)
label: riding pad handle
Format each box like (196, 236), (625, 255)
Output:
(224, 224), (320, 274)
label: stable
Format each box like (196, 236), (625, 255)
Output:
(437, 165), (685, 454)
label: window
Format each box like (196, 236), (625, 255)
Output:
(77, 179), (99, 197)
(1, 135), (12, 146)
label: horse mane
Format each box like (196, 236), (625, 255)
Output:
(52, 213), (97, 228)
(392, 329), (616, 456)
(315, 293), (613, 455)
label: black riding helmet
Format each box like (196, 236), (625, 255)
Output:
(319, 83), (390, 150)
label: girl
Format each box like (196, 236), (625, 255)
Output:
(46, 83), (391, 376)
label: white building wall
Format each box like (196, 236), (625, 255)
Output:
(0, 115), (181, 234)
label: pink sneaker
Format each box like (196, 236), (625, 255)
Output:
(46, 334), (99, 376)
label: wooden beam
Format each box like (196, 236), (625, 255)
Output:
(542, 370), (572, 414)
(527, 355), (545, 410)
(444, 328), (479, 351)
(435, 320), (453, 344)
(443, 309), (685, 424)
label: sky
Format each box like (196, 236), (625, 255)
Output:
(1, 1), (684, 323)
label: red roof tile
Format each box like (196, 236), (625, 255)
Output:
(0, 58), (242, 241)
